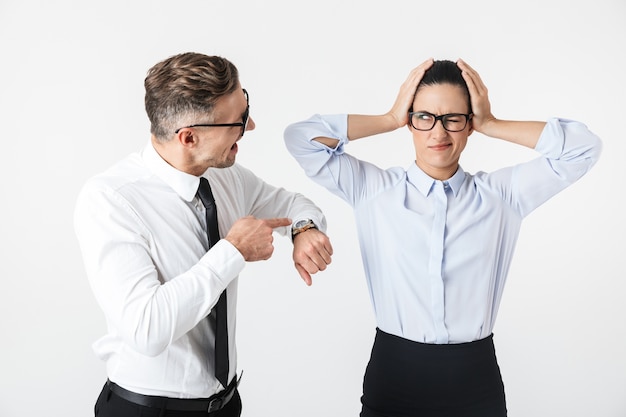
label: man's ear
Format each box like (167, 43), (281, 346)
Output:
(176, 129), (197, 147)
(467, 117), (474, 136)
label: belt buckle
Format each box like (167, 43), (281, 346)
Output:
(208, 371), (242, 413)
(208, 397), (223, 413)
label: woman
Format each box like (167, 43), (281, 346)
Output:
(283, 59), (602, 416)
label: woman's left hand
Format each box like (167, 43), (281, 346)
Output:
(457, 59), (496, 134)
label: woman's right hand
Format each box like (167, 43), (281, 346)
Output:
(387, 58), (434, 129)
(347, 59), (434, 141)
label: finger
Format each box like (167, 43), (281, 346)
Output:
(457, 58), (472, 71)
(312, 246), (332, 267)
(458, 61), (476, 85)
(459, 68), (484, 108)
(308, 236), (333, 264)
(457, 59), (479, 78)
(297, 253), (322, 273)
(295, 263), (312, 286)
(308, 253), (328, 271)
(414, 58), (434, 73)
(461, 70), (479, 98)
(467, 71), (486, 94)
(263, 217), (292, 229)
(419, 57), (435, 71)
(392, 59), (434, 125)
(457, 59), (475, 80)
(324, 246), (333, 264)
(309, 235), (333, 263)
(406, 58), (434, 86)
(323, 238), (334, 257)
(458, 59), (486, 94)
(259, 243), (275, 261)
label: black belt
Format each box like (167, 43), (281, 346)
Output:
(107, 373), (241, 413)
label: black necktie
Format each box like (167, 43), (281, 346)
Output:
(197, 177), (229, 387)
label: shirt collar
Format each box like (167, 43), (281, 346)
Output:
(142, 142), (201, 202)
(406, 163), (465, 197)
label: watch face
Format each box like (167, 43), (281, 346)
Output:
(295, 220), (309, 228)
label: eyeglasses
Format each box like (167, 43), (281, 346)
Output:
(408, 111), (472, 132)
(174, 89), (250, 136)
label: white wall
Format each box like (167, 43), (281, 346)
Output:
(1, 1), (624, 416)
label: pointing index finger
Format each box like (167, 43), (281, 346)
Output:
(263, 218), (293, 229)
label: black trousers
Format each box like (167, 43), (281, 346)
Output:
(94, 382), (242, 417)
(360, 329), (507, 417)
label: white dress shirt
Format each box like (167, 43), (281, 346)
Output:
(284, 114), (601, 344)
(74, 143), (326, 398)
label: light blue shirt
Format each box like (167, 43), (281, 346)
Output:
(284, 115), (601, 344)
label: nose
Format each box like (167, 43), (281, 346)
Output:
(246, 117), (256, 132)
(431, 118), (448, 135)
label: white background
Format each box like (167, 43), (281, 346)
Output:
(1, 1), (625, 416)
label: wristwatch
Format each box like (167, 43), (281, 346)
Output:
(291, 219), (317, 240)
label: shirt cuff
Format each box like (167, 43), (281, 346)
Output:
(534, 117), (567, 158)
(197, 239), (246, 290)
(291, 214), (327, 234)
(317, 114), (349, 153)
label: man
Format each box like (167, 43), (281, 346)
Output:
(74, 52), (333, 417)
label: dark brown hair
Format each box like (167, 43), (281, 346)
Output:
(417, 60), (471, 113)
(144, 53), (239, 140)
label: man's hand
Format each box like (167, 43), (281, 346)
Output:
(225, 216), (292, 261)
(292, 229), (333, 286)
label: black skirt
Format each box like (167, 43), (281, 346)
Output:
(360, 329), (507, 417)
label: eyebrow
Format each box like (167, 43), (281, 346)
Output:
(414, 110), (469, 115)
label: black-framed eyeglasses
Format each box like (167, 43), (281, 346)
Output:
(408, 111), (472, 132)
(174, 89), (250, 136)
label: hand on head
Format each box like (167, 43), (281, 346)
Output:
(387, 58), (435, 127)
(456, 59), (496, 133)
(388, 58), (496, 135)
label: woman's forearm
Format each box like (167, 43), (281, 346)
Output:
(347, 113), (401, 141)
(478, 119), (546, 149)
